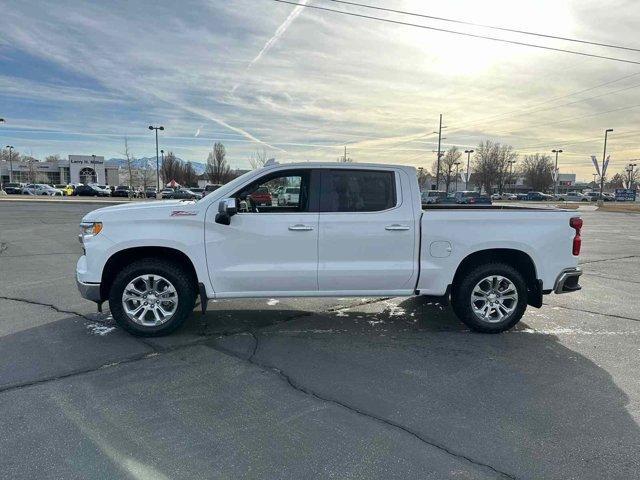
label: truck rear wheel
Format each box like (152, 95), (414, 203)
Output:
(108, 258), (196, 336)
(452, 262), (528, 333)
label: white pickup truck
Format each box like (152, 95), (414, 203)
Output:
(76, 162), (583, 336)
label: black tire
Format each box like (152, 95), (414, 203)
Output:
(451, 262), (528, 333)
(108, 258), (197, 336)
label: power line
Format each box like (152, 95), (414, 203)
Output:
(272, 0), (640, 65)
(446, 72), (640, 134)
(324, 0), (640, 53)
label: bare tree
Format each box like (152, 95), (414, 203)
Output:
(22, 155), (39, 183)
(521, 153), (554, 192)
(472, 140), (518, 194)
(44, 154), (61, 163)
(417, 167), (432, 191)
(432, 146), (462, 192)
(160, 151), (183, 186)
(122, 137), (135, 188)
(139, 159), (155, 191)
(206, 142), (231, 184)
(248, 148), (270, 170)
(183, 162), (198, 187)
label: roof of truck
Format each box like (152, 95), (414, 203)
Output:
(262, 162), (417, 172)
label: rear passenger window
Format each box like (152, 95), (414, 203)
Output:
(320, 170), (396, 212)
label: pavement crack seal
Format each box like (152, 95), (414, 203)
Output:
(579, 255), (640, 265)
(543, 302), (640, 323)
(0, 295), (94, 322)
(207, 332), (517, 480)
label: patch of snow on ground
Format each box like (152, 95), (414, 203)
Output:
(266, 299), (280, 306)
(87, 323), (116, 336)
(367, 319), (384, 326)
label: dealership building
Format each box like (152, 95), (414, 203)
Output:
(0, 155), (119, 185)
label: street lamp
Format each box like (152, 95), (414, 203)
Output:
(592, 173), (597, 189)
(551, 149), (563, 197)
(464, 149), (474, 190)
(627, 163), (638, 189)
(600, 129), (613, 203)
(6, 145), (14, 183)
(507, 159), (517, 194)
(148, 125), (164, 192)
(454, 161), (461, 192)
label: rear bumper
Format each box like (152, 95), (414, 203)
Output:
(554, 267), (582, 294)
(76, 277), (102, 303)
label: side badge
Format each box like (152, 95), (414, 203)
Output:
(171, 210), (197, 217)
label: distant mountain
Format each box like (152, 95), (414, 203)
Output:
(106, 156), (207, 175)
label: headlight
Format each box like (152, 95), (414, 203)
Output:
(79, 222), (103, 244)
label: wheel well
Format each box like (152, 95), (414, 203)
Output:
(452, 249), (539, 302)
(100, 247), (198, 300)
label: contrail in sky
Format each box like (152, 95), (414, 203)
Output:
(232, 0), (309, 93)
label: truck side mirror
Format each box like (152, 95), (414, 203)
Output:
(215, 198), (238, 225)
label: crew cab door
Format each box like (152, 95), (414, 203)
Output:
(317, 168), (417, 294)
(205, 169), (319, 296)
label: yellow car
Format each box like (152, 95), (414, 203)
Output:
(55, 184), (75, 196)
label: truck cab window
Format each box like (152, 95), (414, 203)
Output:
(234, 170), (309, 213)
(320, 170), (396, 212)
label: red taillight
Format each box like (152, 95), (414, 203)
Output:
(570, 217), (582, 256)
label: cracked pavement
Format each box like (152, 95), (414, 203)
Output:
(1, 201), (639, 479)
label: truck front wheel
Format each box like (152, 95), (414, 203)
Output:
(452, 263), (528, 333)
(108, 258), (197, 336)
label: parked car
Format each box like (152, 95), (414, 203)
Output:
(435, 194), (458, 205)
(454, 191), (492, 204)
(76, 162), (582, 337)
(421, 190), (447, 204)
(54, 184), (75, 196)
(247, 186), (272, 206)
(277, 187), (300, 206)
(516, 193), (529, 200)
(190, 187), (205, 197)
(556, 191), (589, 202)
(203, 184), (222, 196)
(584, 192), (613, 202)
(143, 188), (157, 198)
(74, 184), (111, 197)
(89, 184), (112, 196)
(2, 182), (24, 194)
(525, 191), (553, 201)
(111, 185), (133, 198)
(160, 188), (175, 199)
(165, 188), (201, 200)
(22, 184), (63, 196)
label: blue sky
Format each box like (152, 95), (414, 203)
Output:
(1, 0), (639, 179)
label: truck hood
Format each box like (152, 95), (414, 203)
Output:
(82, 200), (198, 222)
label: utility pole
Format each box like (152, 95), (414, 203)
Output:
(6, 145), (14, 183)
(148, 125), (164, 194)
(464, 149), (474, 190)
(600, 129), (613, 204)
(552, 149), (563, 197)
(454, 161), (461, 192)
(592, 173), (597, 189)
(508, 159), (516, 193)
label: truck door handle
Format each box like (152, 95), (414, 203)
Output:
(289, 224), (314, 231)
(385, 224), (410, 231)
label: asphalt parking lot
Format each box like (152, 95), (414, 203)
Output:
(1, 200), (639, 480)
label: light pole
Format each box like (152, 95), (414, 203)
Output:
(148, 125), (164, 192)
(507, 159), (516, 194)
(552, 149), (563, 196)
(433, 114), (446, 189)
(600, 129), (613, 203)
(453, 161), (461, 192)
(464, 149), (474, 190)
(6, 145), (14, 183)
(592, 173), (597, 189)
(628, 163), (637, 189)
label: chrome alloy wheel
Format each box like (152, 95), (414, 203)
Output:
(122, 274), (178, 326)
(470, 275), (518, 323)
